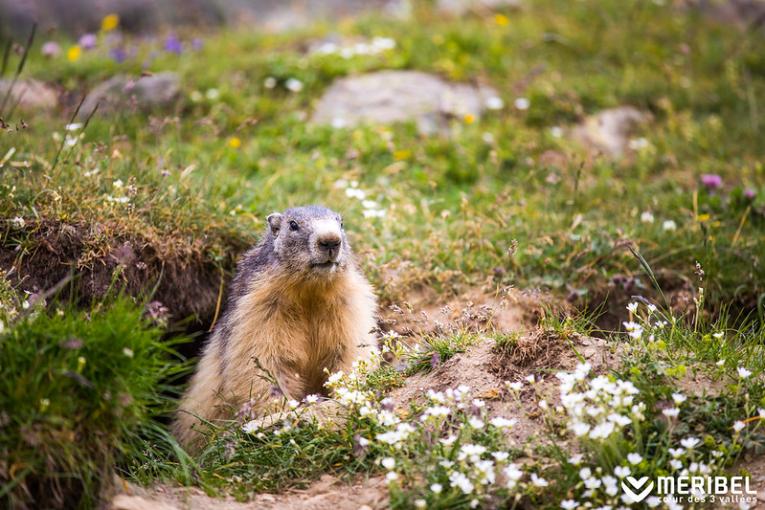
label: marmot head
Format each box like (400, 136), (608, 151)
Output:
(266, 205), (351, 276)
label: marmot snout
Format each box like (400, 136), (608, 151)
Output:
(173, 205), (377, 449)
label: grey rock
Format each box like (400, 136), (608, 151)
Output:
(79, 72), (180, 118)
(686, 0), (765, 31)
(312, 70), (499, 135)
(0, 79), (58, 114)
(437, 0), (521, 15)
(570, 106), (651, 158)
(0, 0), (407, 37)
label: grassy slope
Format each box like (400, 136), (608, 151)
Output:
(1, 0), (764, 317)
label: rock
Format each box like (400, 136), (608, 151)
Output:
(237, 0), (407, 32)
(686, 0), (765, 31)
(79, 72), (180, 118)
(570, 106), (650, 158)
(0, 79), (58, 114)
(311, 70), (499, 135)
(0, 0), (407, 38)
(437, 0), (521, 15)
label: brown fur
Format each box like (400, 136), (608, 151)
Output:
(173, 263), (377, 450)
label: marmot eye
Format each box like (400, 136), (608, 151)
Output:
(289, 220), (299, 231)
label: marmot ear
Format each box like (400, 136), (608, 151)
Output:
(266, 213), (283, 234)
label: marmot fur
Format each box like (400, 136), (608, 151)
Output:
(174, 205), (377, 449)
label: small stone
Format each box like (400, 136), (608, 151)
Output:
(312, 70), (498, 135)
(437, 0), (522, 15)
(79, 72), (180, 118)
(570, 106), (651, 158)
(0, 79), (58, 113)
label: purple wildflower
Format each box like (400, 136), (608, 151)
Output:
(191, 38), (204, 51)
(700, 174), (722, 190)
(744, 188), (756, 200)
(41, 41), (61, 58)
(78, 33), (97, 50)
(109, 46), (127, 63)
(164, 35), (183, 54)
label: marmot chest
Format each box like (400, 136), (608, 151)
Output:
(277, 298), (349, 393)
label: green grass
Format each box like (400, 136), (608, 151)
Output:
(0, 295), (187, 508)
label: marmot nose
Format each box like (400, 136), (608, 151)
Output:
(317, 235), (342, 258)
(318, 236), (341, 250)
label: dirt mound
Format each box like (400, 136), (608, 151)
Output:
(0, 219), (247, 325)
(389, 332), (619, 446)
(111, 475), (388, 510)
(380, 286), (561, 338)
(490, 329), (568, 380)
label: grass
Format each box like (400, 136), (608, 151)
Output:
(1, 0), (765, 507)
(1, 0), (764, 315)
(0, 291), (187, 508)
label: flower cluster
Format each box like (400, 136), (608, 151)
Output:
(312, 37), (396, 59)
(239, 352), (537, 508)
(557, 362), (644, 441)
(334, 179), (387, 218)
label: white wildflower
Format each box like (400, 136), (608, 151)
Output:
(242, 420), (262, 434)
(514, 97), (530, 110)
(490, 417), (517, 428)
(680, 437), (700, 449)
(486, 96), (504, 110)
(530, 473), (548, 487)
(285, 78), (304, 92)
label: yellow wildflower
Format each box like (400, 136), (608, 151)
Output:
(464, 113), (475, 124)
(393, 149), (411, 161)
(67, 45), (82, 62)
(495, 14), (509, 26)
(227, 137), (242, 149)
(101, 13), (119, 32)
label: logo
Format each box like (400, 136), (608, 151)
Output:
(622, 476), (654, 502)
(619, 475), (757, 505)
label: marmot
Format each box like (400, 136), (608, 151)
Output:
(174, 205), (377, 449)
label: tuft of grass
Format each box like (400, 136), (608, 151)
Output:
(404, 332), (480, 375)
(0, 296), (187, 509)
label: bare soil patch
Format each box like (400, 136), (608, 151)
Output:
(379, 285), (563, 338)
(111, 475), (388, 510)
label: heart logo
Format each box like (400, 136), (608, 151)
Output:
(621, 476), (655, 502)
